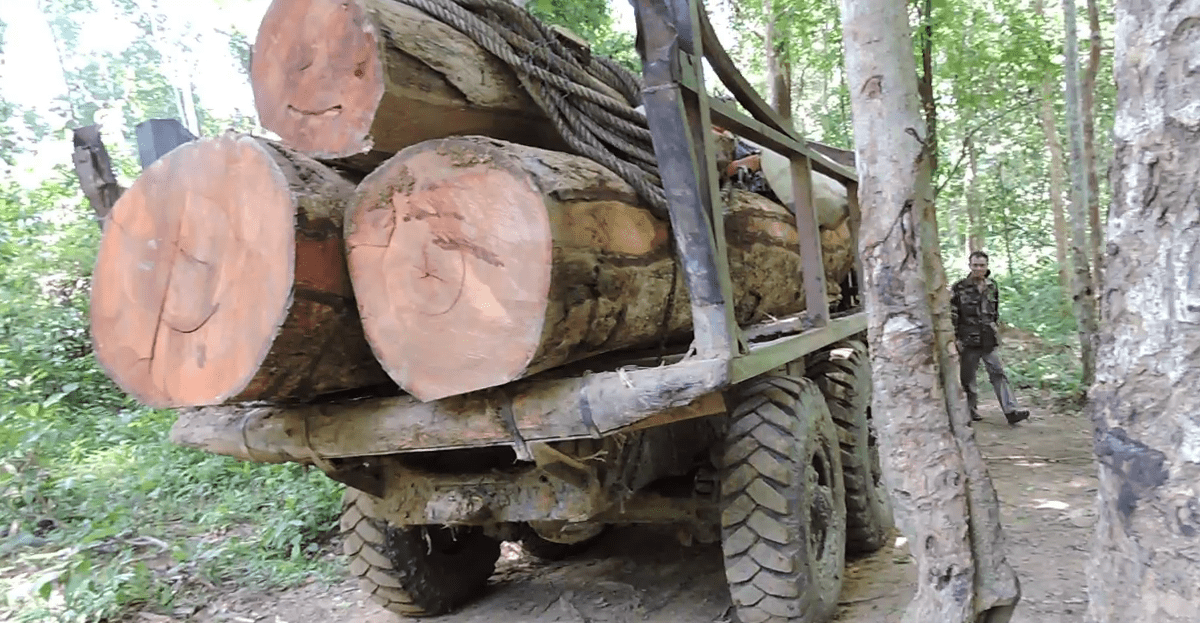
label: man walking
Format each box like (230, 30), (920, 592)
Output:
(951, 251), (1030, 424)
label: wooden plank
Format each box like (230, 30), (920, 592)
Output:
(730, 312), (868, 382)
(846, 180), (865, 296)
(704, 95), (858, 185)
(791, 155), (830, 327)
(693, 4), (795, 141)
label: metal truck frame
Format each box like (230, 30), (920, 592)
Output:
(169, 1), (892, 621)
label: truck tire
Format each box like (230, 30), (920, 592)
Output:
(808, 340), (893, 554)
(341, 487), (501, 617)
(721, 375), (846, 623)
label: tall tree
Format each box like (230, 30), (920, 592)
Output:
(763, 0), (792, 120)
(1087, 1), (1200, 620)
(965, 137), (983, 254)
(1082, 0), (1104, 296)
(840, 0), (1020, 620)
(1034, 0), (1072, 296)
(1062, 0), (1098, 386)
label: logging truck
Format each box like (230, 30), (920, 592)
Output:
(88, 0), (892, 621)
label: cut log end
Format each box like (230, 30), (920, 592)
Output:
(347, 138), (557, 401)
(91, 135), (297, 407)
(92, 134), (390, 408)
(251, 0), (384, 158)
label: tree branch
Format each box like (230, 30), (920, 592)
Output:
(935, 94), (1040, 197)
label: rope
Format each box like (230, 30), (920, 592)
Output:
(392, 0), (669, 217)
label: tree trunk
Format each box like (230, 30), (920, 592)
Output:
(965, 138), (983, 254)
(90, 132), (391, 408)
(345, 136), (856, 402)
(1082, 0), (1104, 297)
(1034, 0), (1072, 297)
(1087, 2), (1200, 621)
(764, 0), (792, 122)
(250, 0), (587, 161)
(1062, 0), (1098, 387)
(840, 0), (1021, 620)
(917, 0), (937, 173)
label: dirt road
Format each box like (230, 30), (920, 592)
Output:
(164, 395), (1095, 623)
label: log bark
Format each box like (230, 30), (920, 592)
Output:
(250, 0), (573, 161)
(841, 0), (1021, 621)
(1087, 2), (1200, 620)
(71, 125), (124, 230)
(90, 132), (391, 408)
(169, 363), (727, 464)
(345, 136), (855, 401)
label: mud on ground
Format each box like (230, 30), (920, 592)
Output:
(142, 388), (1095, 623)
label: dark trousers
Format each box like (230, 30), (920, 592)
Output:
(960, 346), (1021, 418)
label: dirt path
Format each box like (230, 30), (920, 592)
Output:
(162, 397), (1096, 623)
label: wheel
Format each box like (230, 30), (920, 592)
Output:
(721, 375), (847, 623)
(518, 521), (607, 561)
(341, 487), (501, 617)
(808, 340), (893, 554)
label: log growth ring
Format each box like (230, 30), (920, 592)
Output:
(250, 0), (384, 157)
(90, 135), (296, 408)
(347, 139), (554, 402)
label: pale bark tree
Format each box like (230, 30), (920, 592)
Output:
(840, 0), (1020, 621)
(1061, 0), (1098, 387)
(965, 137), (983, 254)
(764, 0), (792, 121)
(1082, 0), (1103, 296)
(1086, 1), (1200, 621)
(1034, 0), (1072, 297)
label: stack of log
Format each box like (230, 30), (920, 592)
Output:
(89, 0), (857, 409)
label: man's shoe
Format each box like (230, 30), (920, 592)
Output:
(970, 413), (984, 422)
(1005, 409), (1030, 425)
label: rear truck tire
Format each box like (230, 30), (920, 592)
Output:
(341, 487), (501, 617)
(720, 375), (847, 623)
(518, 521), (607, 561)
(807, 340), (894, 555)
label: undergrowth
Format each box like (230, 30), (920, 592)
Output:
(1, 177), (344, 622)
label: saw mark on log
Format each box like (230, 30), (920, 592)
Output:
(165, 303), (221, 335)
(287, 104), (344, 118)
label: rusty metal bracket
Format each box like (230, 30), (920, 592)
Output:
(322, 458), (386, 498)
(529, 442), (595, 491)
(496, 396), (533, 462)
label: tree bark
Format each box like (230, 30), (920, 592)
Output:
(250, 0), (579, 160)
(90, 132), (391, 408)
(1087, 2), (1200, 621)
(345, 136), (856, 401)
(965, 137), (983, 255)
(1034, 0), (1072, 297)
(764, 0), (792, 122)
(1082, 0), (1104, 297)
(1062, 0), (1098, 387)
(840, 0), (1021, 620)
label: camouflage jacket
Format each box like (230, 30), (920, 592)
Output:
(950, 275), (1000, 349)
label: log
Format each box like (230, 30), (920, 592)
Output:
(90, 132), (392, 408)
(345, 136), (855, 401)
(250, 0), (582, 160)
(169, 359), (728, 463)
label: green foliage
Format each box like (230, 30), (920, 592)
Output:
(0, 168), (344, 620)
(525, 0), (641, 74)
